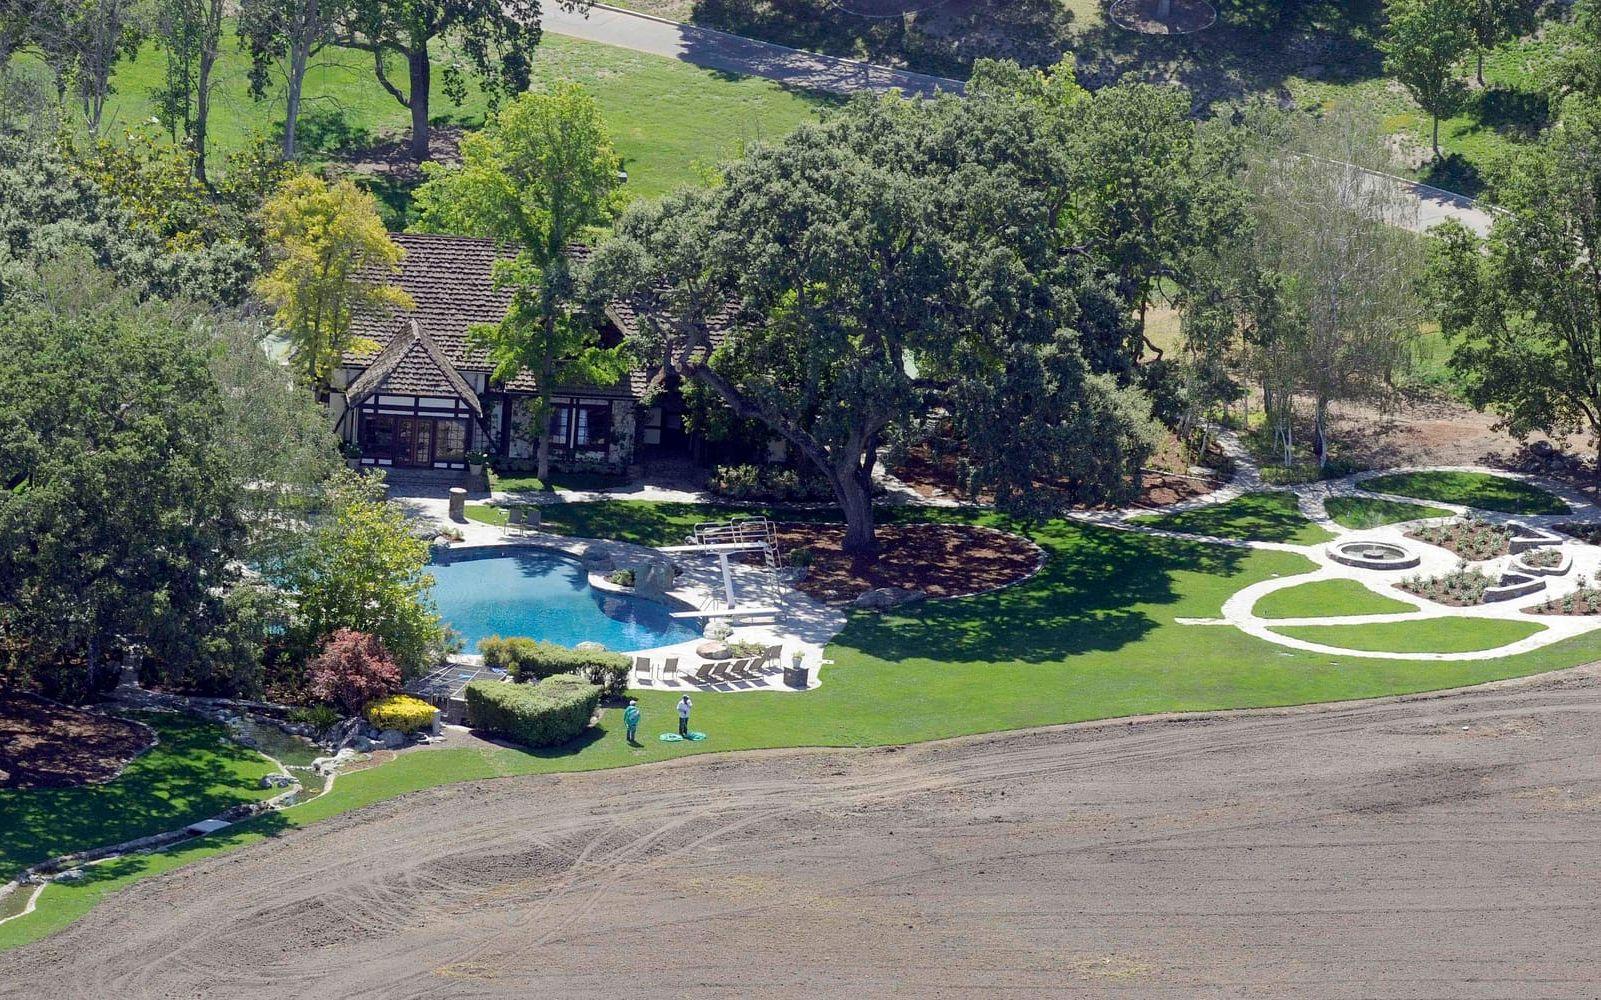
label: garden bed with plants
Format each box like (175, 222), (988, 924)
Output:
(1400, 566), (1496, 607)
(0, 695), (155, 790)
(890, 443), (1224, 508)
(1527, 583), (1601, 616)
(772, 522), (1043, 604)
(1407, 518), (1511, 561)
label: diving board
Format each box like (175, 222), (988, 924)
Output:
(670, 606), (780, 619)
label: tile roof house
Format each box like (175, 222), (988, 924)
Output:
(329, 233), (695, 475)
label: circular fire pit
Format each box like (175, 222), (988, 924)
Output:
(1328, 539), (1420, 571)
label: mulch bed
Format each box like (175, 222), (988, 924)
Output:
(0, 694), (155, 789)
(775, 522), (1043, 604)
(890, 446), (1223, 509)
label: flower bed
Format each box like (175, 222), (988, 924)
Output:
(1527, 583), (1601, 616)
(1407, 517), (1511, 561)
(1521, 547), (1564, 569)
(1400, 566), (1495, 607)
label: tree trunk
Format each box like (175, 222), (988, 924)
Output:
(1313, 396), (1329, 469)
(833, 468), (876, 555)
(407, 47), (431, 161)
(1432, 115), (1441, 160)
(284, 33), (311, 159)
(1157, 0), (1171, 18)
(1477, 49), (1486, 87)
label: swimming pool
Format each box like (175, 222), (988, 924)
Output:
(430, 548), (701, 653)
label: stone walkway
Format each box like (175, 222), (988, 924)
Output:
(1070, 432), (1601, 661)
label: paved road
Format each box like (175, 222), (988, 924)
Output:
(544, 3), (1497, 237)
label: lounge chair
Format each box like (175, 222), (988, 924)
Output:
(632, 655), (652, 683)
(660, 656), (679, 682)
(692, 660), (721, 683)
(725, 656), (756, 681)
(761, 645), (783, 671)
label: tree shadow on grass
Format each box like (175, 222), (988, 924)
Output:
(0, 716), (276, 883)
(1132, 492), (1325, 545)
(837, 522), (1251, 665)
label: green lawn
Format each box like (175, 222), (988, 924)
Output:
(12, 502), (1601, 950)
(1253, 578), (1417, 620)
(1272, 617), (1545, 654)
(487, 469), (632, 494)
(1361, 471), (1569, 515)
(1131, 492), (1336, 546)
(1288, 31), (1560, 197)
(18, 27), (825, 218)
(0, 714), (277, 884)
(1324, 496), (1453, 530)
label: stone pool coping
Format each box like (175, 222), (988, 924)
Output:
(432, 533), (845, 692)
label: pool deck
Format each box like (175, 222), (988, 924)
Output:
(404, 493), (846, 692)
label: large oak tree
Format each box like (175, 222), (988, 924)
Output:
(332, 0), (547, 161)
(587, 87), (1161, 553)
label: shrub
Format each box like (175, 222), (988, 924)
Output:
(707, 463), (836, 502)
(606, 568), (636, 587)
(464, 675), (602, 748)
(787, 545), (814, 569)
(289, 704), (341, 732)
(478, 636), (628, 687)
(365, 693), (437, 734)
(307, 630), (402, 714)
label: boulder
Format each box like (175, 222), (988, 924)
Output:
(635, 560), (675, 596)
(259, 773), (296, 789)
(853, 586), (927, 611)
(377, 728), (406, 750)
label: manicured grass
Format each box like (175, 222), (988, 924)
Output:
(11, 502), (1601, 950)
(1253, 578), (1417, 620)
(1324, 496), (1453, 530)
(0, 714), (277, 884)
(1272, 617), (1546, 654)
(488, 469), (631, 494)
(18, 27), (826, 210)
(465, 503), (511, 527)
(1362, 471), (1569, 515)
(1131, 492), (1336, 546)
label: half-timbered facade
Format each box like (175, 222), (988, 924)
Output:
(330, 233), (686, 475)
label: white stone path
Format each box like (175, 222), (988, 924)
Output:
(395, 430), (1601, 672)
(1067, 433), (1601, 661)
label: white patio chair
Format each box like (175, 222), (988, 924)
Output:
(632, 656), (653, 684)
(660, 656), (679, 682)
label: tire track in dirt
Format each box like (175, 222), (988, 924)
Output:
(4, 674), (1601, 998)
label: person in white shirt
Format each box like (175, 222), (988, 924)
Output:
(676, 695), (692, 737)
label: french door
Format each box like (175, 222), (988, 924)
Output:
(397, 418), (433, 466)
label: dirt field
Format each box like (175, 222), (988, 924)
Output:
(5, 672), (1601, 998)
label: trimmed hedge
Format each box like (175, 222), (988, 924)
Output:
(479, 636), (629, 695)
(464, 675), (603, 748)
(365, 694), (438, 734)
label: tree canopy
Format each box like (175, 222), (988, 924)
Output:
(1382, 0), (1473, 158)
(414, 84), (629, 478)
(256, 173), (413, 384)
(588, 80), (1163, 550)
(332, 0), (546, 160)
(1427, 96), (1601, 472)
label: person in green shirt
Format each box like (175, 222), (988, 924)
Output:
(623, 699), (641, 744)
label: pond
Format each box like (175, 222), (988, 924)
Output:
(430, 548), (701, 653)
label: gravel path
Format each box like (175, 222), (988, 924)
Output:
(5, 669), (1599, 998)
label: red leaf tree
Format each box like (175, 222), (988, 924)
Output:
(307, 629), (402, 715)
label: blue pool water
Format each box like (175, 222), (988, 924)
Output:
(431, 548), (701, 653)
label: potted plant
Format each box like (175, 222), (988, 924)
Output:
(465, 450), (490, 478)
(339, 440), (363, 469)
